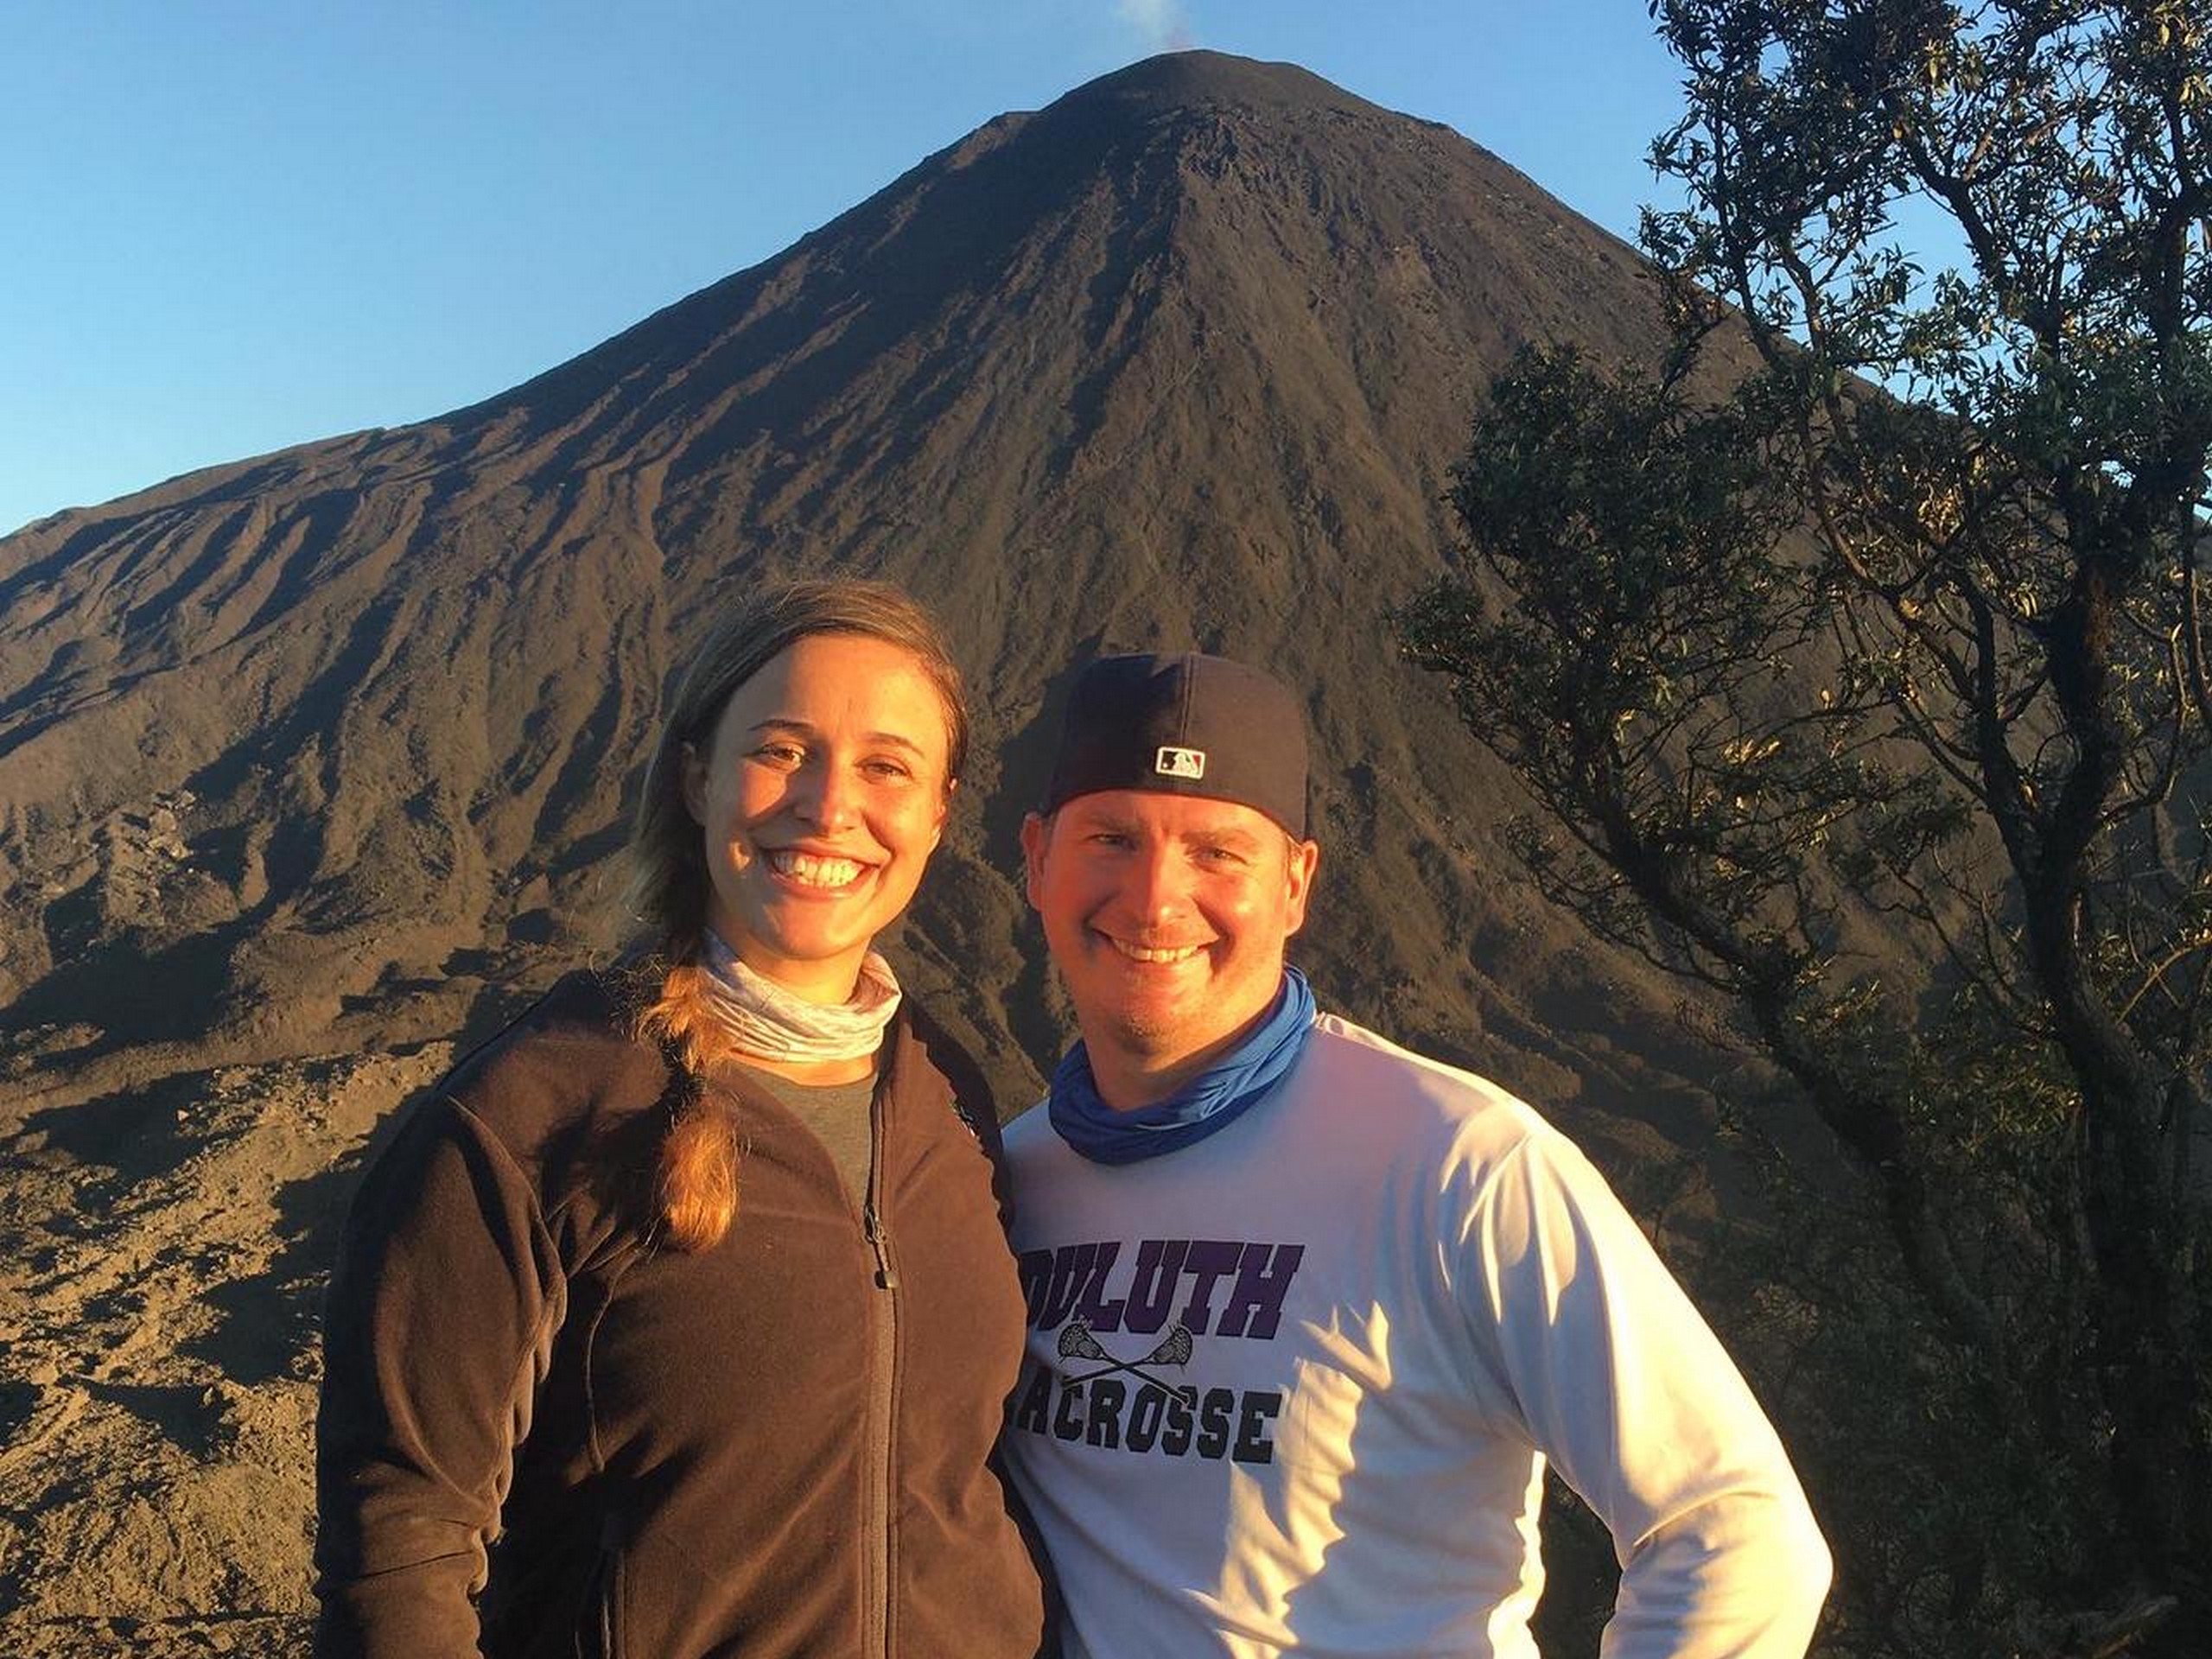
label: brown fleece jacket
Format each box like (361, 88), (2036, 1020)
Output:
(314, 968), (1048, 1658)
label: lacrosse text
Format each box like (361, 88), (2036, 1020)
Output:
(1006, 1370), (1281, 1465)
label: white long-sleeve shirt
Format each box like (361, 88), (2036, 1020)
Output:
(1000, 1012), (1830, 1658)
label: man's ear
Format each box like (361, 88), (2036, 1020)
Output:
(1019, 812), (1050, 910)
(1282, 836), (1321, 938)
(681, 741), (709, 824)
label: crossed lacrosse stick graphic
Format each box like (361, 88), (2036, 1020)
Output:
(1058, 1317), (1198, 1405)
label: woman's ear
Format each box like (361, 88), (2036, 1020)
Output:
(681, 741), (709, 824)
(930, 774), (957, 849)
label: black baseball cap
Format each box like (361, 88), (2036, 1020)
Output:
(1039, 652), (1308, 836)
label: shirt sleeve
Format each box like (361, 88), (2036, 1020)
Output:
(1453, 1126), (1831, 1658)
(312, 1092), (569, 1658)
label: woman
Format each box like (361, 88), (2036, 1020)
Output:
(315, 580), (1048, 1657)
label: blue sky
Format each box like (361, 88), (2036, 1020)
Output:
(1, 2), (1692, 535)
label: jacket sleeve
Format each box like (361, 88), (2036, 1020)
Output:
(1454, 1128), (1831, 1659)
(313, 1091), (569, 1658)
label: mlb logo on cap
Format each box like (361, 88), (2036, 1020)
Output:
(1155, 747), (1206, 780)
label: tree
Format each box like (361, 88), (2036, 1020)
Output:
(1400, 3), (2212, 1653)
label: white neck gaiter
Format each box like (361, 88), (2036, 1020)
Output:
(697, 929), (903, 1065)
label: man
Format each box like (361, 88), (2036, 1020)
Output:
(1001, 652), (1830, 1658)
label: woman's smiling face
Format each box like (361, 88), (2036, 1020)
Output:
(683, 631), (953, 1003)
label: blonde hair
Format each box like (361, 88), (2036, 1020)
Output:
(627, 578), (969, 1250)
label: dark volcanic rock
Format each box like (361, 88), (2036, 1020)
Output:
(0, 50), (1724, 1149)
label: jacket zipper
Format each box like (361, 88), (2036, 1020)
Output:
(861, 1091), (898, 1659)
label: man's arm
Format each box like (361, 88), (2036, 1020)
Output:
(1457, 1127), (1831, 1658)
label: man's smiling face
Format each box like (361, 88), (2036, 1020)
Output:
(1021, 789), (1318, 1105)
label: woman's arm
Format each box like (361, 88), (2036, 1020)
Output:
(313, 1094), (568, 1658)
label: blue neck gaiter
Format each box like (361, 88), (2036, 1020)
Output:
(1047, 968), (1317, 1165)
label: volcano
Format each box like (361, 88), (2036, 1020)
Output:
(0, 51), (1738, 1649)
